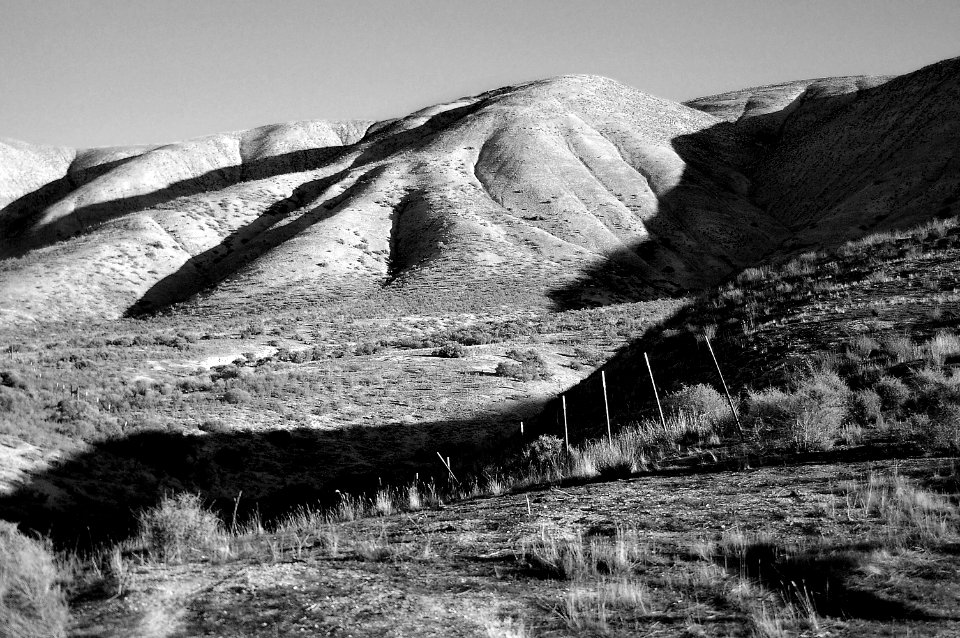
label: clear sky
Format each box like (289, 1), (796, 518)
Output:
(2, 0), (959, 148)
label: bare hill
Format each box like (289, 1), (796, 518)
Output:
(4, 60), (960, 326)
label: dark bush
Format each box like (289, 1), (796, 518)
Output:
(849, 389), (883, 426)
(434, 342), (467, 358)
(874, 375), (910, 413)
(210, 365), (242, 381)
(354, 342), (384, 356)
(0, 370), (28, 390)
(222, 388), (251, 405)
(496, 349), (550, 381)
(53, 398), (97, 423)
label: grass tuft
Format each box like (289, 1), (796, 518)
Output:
(0, 521), (69, 638)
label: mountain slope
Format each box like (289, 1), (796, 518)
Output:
(0, 76), (777, 324)
(2, 58), (960, 327)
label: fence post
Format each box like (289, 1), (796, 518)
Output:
(704, 335), (744, 439)
(601, 370), (612, 444)
(644, 353), (667, 429)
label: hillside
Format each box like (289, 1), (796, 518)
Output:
(4, 60), (958, 327)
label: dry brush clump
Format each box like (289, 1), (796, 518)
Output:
(495, 349), (550, 381)
(137, 493), (226, 563)
(740, 369), (851, 451)
(0, 521), (70, 638)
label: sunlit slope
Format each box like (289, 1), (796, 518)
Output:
(0, 75), (786, 323)
(3, 56), (960, 325)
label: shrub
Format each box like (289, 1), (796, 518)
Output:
(239, 320), (264, 339)
(849, 389), (883, 426)
(138, 493), (224, 563)
(222, 388), (251, 404)
(354, 342), (384, 356)
(434, 342), (467, 358)
(662, 384), (728, 429)
(0, 387), (24, 413)
(53, 398), (97, 423)
(0, 521), (69, 638)
(521, 435), (567, 477)
(744, 371), (850, 451)
(177, 376), (213, 393)
(496, 350), (550, 381)
(907, 369), (960, 449)
(210, 364), (242, 381)
(0, 371), (28, 390)
(874, 375), (910, 413)
(789, 371), (850, 451)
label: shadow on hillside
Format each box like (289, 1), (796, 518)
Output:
(126, 165), (378, 315)
(545, 115), (778, 311)
(0, 402), (544, 550)
(713, 541), (951, 621)
(2, 98), (489, 264)
(0, 156), (136, 251)
(547, 73), (957, 311)
(0, 146), (350, 259)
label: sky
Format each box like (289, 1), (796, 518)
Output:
(2, 0), (959, 148)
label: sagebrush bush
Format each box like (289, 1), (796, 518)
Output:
(0, 521), (69, 638)
(907, 369), (960, 449)
(874, 375), (910, 413)
(521, 435), (567, 477)
(434, 342), (467, 358)
(221, 388), (251, 404)
(662, 383), (727, 428)
(0, 370), (29, 390)
(496, 350), (550, 381)
(790, 371), (850, 451)
(925, 331), (960, 366)
(138, 493), (224, 562)
(849, 389), (883, 426)
(744, 371), (850, 450)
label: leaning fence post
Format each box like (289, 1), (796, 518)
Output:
(644, 352), (667, 429)
(437, 452), (459, 484)
(704, 335), (744, 439)
(562, 394), (570, 451)
(601, 370), (612, 444)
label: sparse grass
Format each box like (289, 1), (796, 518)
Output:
(844, 470), (959, 547)
(561, 577), (651, 634)
(483, 615), (533, 638)
(522, 525), (644, 580)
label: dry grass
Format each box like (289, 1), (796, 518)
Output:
(560, 577), (651, 633)
(0, 521), (69, 638)
(137, 493), (226, 563)
(522, 525), (644, 580)
(844, 470), (959, 547)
